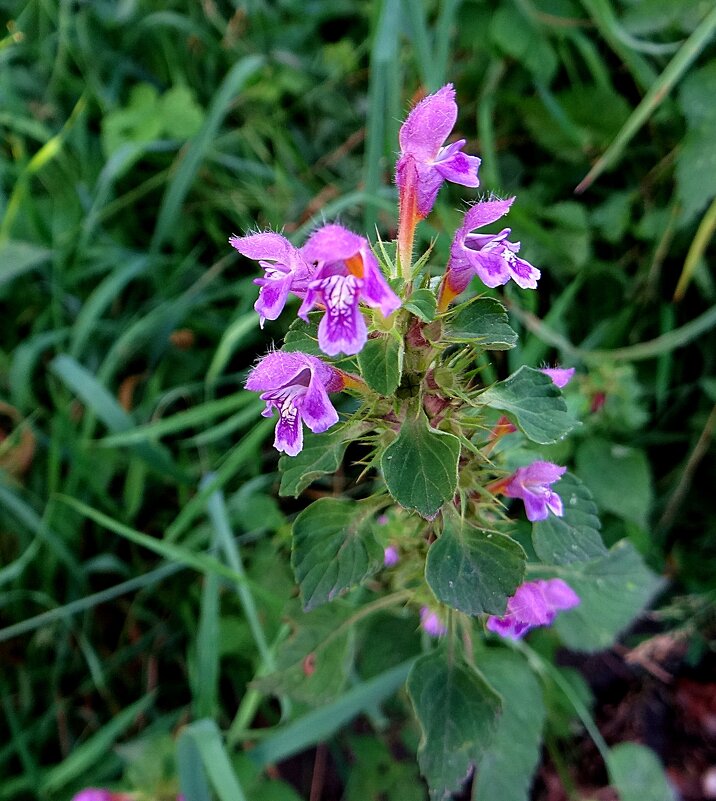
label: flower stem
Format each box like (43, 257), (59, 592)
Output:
(398, 167), (419, 281)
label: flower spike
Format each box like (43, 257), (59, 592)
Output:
(245, 351), (345, 456)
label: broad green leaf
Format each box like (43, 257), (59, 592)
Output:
(426, 514), (525, 615)
(489, 5), (558, 81)
(291, 498), (383, 610)
(279, 427), (350, 497)
(381, 410), (460, 519)
(608, 743), (675, 801)
(445, 297), (517, 350)
(576, 439), (653, 528)
(676, 62), (716, 223)
(344, 735), (423, 801)
(473, 650), (546, 801)
(479, 366), (577, 444)
(555, 541), (663, 652)
(405, 288), (437, 322)
(407, 651), (501, 801)
(160, 84), (204, 139)
(532, 472), (607, 565)
(357, 335), (403, 395)
(282, 313), (323, 357)
(253, 605), (354, 705)
(522, 85), (631, 164)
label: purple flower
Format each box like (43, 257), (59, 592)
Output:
(440, 198), (540, 307)
(229, 231), (314, 327)
(245, 351), (345, 456)
(70, 791), (133, 801)
(383, 545), (399, 567)
(420, 606), (447, 637)
(70, 792), (113, 801)
(298, 224), (400, 356)
(504, 461), (567, 522)
(540, 366), (575, 388)
(396, 84), (481, 218)
(486, 578), (580, 639)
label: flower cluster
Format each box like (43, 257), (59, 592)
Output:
(229, 83), (581, 649)
(230, 224), (400, 356)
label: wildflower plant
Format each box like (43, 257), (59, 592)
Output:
(230, 85), (659, 800)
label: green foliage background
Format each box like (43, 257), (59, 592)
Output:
(1, 0), (715, 799)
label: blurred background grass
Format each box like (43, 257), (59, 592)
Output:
(1, 1), (715, 799)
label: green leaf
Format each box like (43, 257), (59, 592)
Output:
(489, 5), (557, 81)
(344, 735), (423, 801)
(357, 335), (403, 395)
(676, 62), (716, 223)
(279, 427), (350, 498)
(576, 439), (653, 528)
(426, 514), (525, 615)
(282, 313), (324, 357)
(473, 650), (546, 801)
(445, 297), (517, 350)
(291, 498), (383, 610)
(479, 366), (577, 444)
(0, 240), (52, 288)
(250, 659), (415, 767)
(532, 472), (607, 565)
(405, 288), (437, 322)
(177, 719), (249, 801)
(160, 84), (204, 139)
(40, 694), (155, 793)
(555, 541), (663, 652)
(407, 651), (501, 801)
(608, 743), (675, 801)
(381, 409), (460, 519)
(253, 605), (354, 705)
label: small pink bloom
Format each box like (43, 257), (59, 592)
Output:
(383, 546), (399, 567)
(504, 461), (567, 522)
(420, 606), (447, 637)
(246, 351), (344, 456)
(229, 231), (314, 327)
(396, 84), (481, 217)
(486, 579), (580, 639)
(71, 792), (113, 801)
(540, 366), (575, 388)
(445, 198), (540, 295)
(298, 224), (400, 356)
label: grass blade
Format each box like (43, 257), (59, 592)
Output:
(249, 659), (415, 767)
(56, 495), (273, 603)
(178, 720), (248, 801)
(363, 0), (401, 234)
(50, 354), (190, 483)
(40, 694), (154, 794)
(150, 55), (264, 252)
(674, 195), (716, 301)
(576, 4), (716, 193)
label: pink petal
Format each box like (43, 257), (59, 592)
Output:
(399, 84), (457, 160)
(301, 376), (339, 433)
(461, 197), (515, 232)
